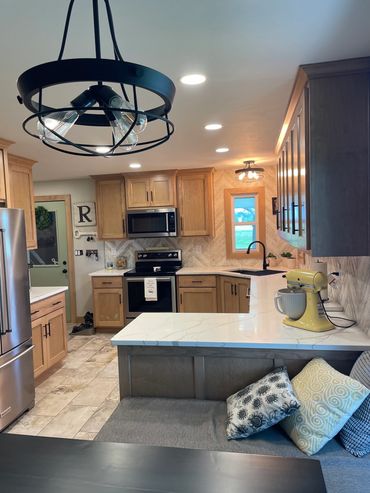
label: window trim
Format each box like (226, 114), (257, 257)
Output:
(224, 186), (266, 259)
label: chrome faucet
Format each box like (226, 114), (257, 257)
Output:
(246, 241), (269, 270)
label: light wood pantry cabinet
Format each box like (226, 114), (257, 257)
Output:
(125, 171), (176, 208)
(94, 175), (126, 240)
(0, 139), (12, 204)
(219, 276), (251, 313)
(177, 168), (215, 236)
(178, 275), (218, 313)
(31, 292), (68, 378)
(276, 57), (370, 256)
(92, 276), (125, 329)
(7, 153), (37, 250)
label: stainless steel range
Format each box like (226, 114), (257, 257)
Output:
(124, 249), (182, 322)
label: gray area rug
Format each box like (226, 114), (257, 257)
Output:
(96, 397), (369, 493)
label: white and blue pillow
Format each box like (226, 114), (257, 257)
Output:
(340, 351), (370, 457)
(226, 367), (300, 440)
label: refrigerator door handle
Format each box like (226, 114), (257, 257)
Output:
(0, 229), (10, 334)
(0, 345), (34, 371)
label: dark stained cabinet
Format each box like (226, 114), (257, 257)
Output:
(276, 57), (370, 256)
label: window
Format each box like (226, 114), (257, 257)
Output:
(224, 187), (265, 259)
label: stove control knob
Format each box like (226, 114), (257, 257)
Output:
(168, 253), (172, 257)
(143, 254), (147, 258)
(138, 254), (142, 259)
(173, 252), (178, 258)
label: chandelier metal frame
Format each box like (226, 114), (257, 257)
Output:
(17, 0), (176, 156)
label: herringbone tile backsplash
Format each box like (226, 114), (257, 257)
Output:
(105, 167), (294, 269)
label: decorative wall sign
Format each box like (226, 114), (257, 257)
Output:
(73, 202), (96, 227)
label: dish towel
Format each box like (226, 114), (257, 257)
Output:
(144, 278), (158, 301)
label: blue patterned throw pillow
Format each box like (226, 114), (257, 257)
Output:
(340, 351), (370, 457)
(226, 367), (300, 440)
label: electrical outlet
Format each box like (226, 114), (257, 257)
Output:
(74, 249), (83, 256)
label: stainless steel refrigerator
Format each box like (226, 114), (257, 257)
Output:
(0, 208), (35, 431)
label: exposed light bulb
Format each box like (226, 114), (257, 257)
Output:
(238, 171), (246, 181)
(37, 90), (95, 144)
(247, 170), (254, 179)
(95, 146), (110, 154)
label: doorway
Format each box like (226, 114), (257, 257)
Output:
(30, 195), (77, 323)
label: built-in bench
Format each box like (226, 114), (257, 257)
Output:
(96, 397), (369, 493)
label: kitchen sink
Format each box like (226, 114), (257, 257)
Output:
(230, 269), (286, 276)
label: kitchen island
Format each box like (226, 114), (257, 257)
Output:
(111, 273), (370, 400)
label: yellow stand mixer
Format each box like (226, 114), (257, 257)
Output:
(282, 269), (334, 332)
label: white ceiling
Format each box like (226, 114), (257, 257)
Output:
(1, 0), (370, 181)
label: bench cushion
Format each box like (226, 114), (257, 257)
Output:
(95, 397), (370, 493)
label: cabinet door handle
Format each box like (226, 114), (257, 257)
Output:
(48, 322), (51, 337)
(291, 202), (299, 234)
(276, 210), (280, 230)
(122, 218), (125, 234)
(31, 310), (39, 316)
(180, 293), (183, 305)
(282, 207), (287, 231)
(44, 324), (48, 338)
(146, 191), (149, 202)
(180, 216), (183, 232)
(231, 284), (234, 296)
(234, 284), (238, 296)
(119, 294), (122, 304)
(246, 287), (251, 298)
(151, 191), (153, 202)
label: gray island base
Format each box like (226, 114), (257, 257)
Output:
(112, 312), (370, 400)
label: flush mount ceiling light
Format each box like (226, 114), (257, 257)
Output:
(17, 0), (175, 157)
(235, 160), (265, 181)
(180, 74), (206, 85)
(216, 147), (229, 153)
(204, 123), (222, 131)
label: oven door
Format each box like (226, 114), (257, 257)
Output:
(125, 277), (176, 319)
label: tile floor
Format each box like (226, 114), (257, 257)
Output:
(6, 333), (119, 440)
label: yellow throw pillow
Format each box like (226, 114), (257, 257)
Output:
(280, 358), (369, 456)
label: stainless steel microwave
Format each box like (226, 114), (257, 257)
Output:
(126, 208), (177, 238)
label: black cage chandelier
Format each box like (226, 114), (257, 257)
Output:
(17, 0), (175, 157)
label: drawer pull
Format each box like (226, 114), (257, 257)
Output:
(102, 281), (112, 285)
(31, 310), (39, 316)
(52, 301), (62, 306)
(191, 280), (203, 283)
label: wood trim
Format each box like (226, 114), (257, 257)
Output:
(34, 195), (77, 323)
(224, 186), (266, 260)
(7, 153), (37, 167)
(176, 167), (214, 175)
(123, 169), (177, 179)
(0, 138), (14, 149)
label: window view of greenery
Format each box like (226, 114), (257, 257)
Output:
(233, 196), (257, 250)
(30, 210), (59, 265)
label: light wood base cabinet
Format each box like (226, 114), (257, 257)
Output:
(31, 293), (68, 378)
(178, 287), (218, 313)
(92, 276), (125, 329)
(219, 276), (251, 313)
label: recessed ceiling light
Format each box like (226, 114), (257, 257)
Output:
(216, 147), (229, 153)
(95, 146), (110, 154)
(129, 163), (142, 169)
(180, 74), (206, 85)
(205, 123), (222, 131)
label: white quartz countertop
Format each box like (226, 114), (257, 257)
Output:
(30, 286), (68, 304)
(111, 273), (370, 351)
(89, 269), (131, 277)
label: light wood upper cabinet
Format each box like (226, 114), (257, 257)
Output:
(94, 176), (126, 240)
(177, 168), (215, 236)
(125, 171), (176, 209)
(7, 153), (37, 250)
